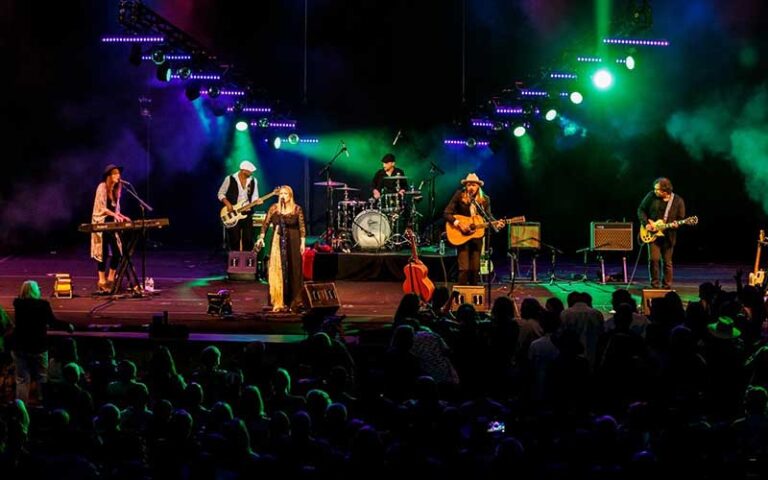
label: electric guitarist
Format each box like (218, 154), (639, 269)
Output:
(748, 230), (766, 287)
(637, 177), (686, 289)
(444, 173), (506, 285)
(217, 160), (261, 251)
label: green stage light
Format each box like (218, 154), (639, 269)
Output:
(235, 121), (249, 131)
(570, 91), (584, 104)
(625, 55), (636, 70)
(513, 126), (526, 137)
(287, 133), (300, 145)
(592, 68), (614, 90)
(544, 109), (557, 121)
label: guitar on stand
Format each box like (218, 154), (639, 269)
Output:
(749, 229), (766, 287)
(446, 215), (526, 246)
(220, 188), (279, 228)
(403, 228), (435, 302)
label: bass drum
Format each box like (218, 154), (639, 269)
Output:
(352, 210), (391, 250)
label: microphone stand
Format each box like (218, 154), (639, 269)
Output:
(317, 143), (346, 247)
(472, 198), (497, 311)
(121, 183), (154, 295)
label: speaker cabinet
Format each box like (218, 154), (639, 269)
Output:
(590, 222), (633, 251)
(641, 289), (670, 315)
(302, 282), (341, 315)
(509, 222), (541, 250)
(450, 285), (488, 312)
(227, 251), (258, 280)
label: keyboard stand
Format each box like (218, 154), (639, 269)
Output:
(110, 230), (144, 296)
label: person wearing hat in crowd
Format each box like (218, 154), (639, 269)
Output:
(91, 164), (131, 293)
(637, 177), (686, 289)
(444, 173), (503, 285)
(218, 160), (262, 251)
(371, 153), (406, 201)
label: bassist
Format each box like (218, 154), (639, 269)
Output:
(444, 173), (501, 285)
(217, 160), (261, 251)
(637, 177), (686, 289)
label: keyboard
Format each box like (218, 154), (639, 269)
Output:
(78, 218), (170, 233)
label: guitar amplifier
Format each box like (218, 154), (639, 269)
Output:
(450, 285), (488, 312)
(590, 222), (633, 251)
(227, 251), (258, 281)
(508, 222), (541, 250)
(302, 282), (341, 315)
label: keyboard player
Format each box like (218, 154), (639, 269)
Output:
(91, 164), (131, 293)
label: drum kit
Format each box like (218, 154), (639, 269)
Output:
(313, 175), (423, 251)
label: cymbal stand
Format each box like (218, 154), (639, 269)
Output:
(317, 143), (346, 247)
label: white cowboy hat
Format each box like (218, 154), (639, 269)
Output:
(460, 172), (484, 186)
(239, 160), (256, 172)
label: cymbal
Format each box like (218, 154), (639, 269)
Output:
(313, 180), (345, 187)
(382, 175), (408, 180)
(403, 189), (421, 195)
(334, 186), (360, 191)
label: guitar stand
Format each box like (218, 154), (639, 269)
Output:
(507, 247), (539, 283)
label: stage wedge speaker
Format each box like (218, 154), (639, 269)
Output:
(302, 282), (341, 315)
(228, 251), (257, 281)
(590, 222), (633, 251)
(641, 289), (671, 315)
(450, 285), (488, 312)
(509, 222), (541, 250)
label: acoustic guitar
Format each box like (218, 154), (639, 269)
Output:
(220, 188), (279, 228)
(639, 216), (698, 244)
(749, 229), (766, 287)
(446, 214), (526, 246)
(403, 228), (435, 302)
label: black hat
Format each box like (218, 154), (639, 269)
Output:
(103, 164), (123, 179)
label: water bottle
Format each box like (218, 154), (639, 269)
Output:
(438, 239), (446, 256)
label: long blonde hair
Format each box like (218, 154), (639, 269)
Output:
(278, 185), (296, 214)
(19, 280), (41, 299)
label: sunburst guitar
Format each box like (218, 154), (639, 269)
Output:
(639, 216), (698, 244)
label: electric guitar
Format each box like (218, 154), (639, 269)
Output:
(220, 188), (279, 228)
(639, 216), (698, 244)
(749, 230), (766, 287)
(446, 215), (526, 246)
(403, 228), (435, 302)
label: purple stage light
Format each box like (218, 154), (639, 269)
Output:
(550, 73), (578, 79)
(251, 121), (297, 129)
(102, 36), (164, 43)
(443, 139), (489, 148)
(202, 89), (245, 96)
(520, 90), (548, 97)
(470, 120), (495, 128)
(142, 54), (191, 61)
(577, 56), (603, 63)
(495, 107), (524, 115)
(226, 106), (272, 113)
(603, 38), (669, 47)
(171, 73), (221, 80)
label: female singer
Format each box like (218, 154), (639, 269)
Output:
(91, 164), (130, 293)
(256, 186), (306, 312)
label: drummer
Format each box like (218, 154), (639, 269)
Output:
(371, 153), (406, 200)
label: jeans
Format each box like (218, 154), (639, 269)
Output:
(648, 240), (674, 288)
(12, 350), (48, 403)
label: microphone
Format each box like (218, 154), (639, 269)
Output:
(392, 130), (402, 146)
(341, 141), (349, 158)
(429, 161), (445, 175)
(418, 180), (424, 190)
(119, 179), (132, 185)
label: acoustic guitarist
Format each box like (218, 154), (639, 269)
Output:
(637, 177), (686, 289)
(444, 173), (504, 285)
(217, 160), (262, 251)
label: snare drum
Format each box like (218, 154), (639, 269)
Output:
(336, 200), (366, 231)
(381, 193), (402, 213)
(352, 209), (391, 250)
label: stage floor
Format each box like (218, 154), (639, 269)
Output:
(0, 248), (750, 342)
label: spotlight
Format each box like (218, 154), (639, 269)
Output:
(625, 55), (636, 70)
(177, 66), (192, 79)
(257, 117), (270, 128)
(273, 137), (282, 149)
(513, 126), (526, 137)
(208, 86), (221, 98)
(544, 109), (558, 121)
(150, 48), (166, 65)
(156, 64), (172, 82)
(287, 133), (300, 145)
(570, 91), (584, 104)
(185, 85), (200, 101)
(591, 68), (614, 90)
(465, 137), (477, 148)
(128, 43), (142, 66)
(235, 121), (249, 131)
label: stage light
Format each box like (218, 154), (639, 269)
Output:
(150, 48), (166, 65)
(577, 56), (603, 63)
(496, 107), (524, 115)
(513, 126), (526, 137)
(287, 133), (300, 145)
(235, 121), (249, 131)
(177, 66), (192, 79)
(443, 139), (489, 148)
(550, 72), (578, 79)
(602, 38), (669, 47)
(570, 91), (584, 104)
(273, 137), (282, 149)
(592, 68), (614, 90)
(207, 86), (220, 98)
(101, 36), (165, 43)
(544, 109), (558, 121)
(185, 85), (200, 101)
(624, 55), (636, 70)
(520, 89), (548, 97)
(471, 119), (495, 128)
(232, 99), (245, 113)
(156, 64), (172, 82)
(466, 138), (477, 148)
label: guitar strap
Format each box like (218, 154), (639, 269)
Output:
(662, 193), (675, 223)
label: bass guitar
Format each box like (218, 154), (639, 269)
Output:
(639, 216), (698, 244)
(446, 215), (526, 246)
(749, 229), (766, 287)
(403, 228), (435, 302)
(220, 188), (279, 228)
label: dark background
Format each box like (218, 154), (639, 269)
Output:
(2, 0), (767, 263)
